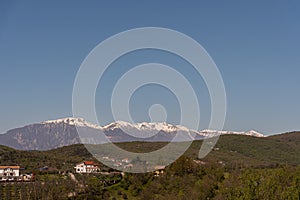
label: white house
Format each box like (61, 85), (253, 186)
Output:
(154, 165), (165, 177)
(74, 161), (100, 173)
(0, 166), (20, 177)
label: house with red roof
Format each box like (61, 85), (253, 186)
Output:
(0, 166), (20, 177)
(74, 161), (100, 173)
(0, 166), (20, 181)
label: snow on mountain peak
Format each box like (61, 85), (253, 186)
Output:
(244, 130), (265, 137)
(199, 129), (265, 137)
(42, 117), (102, 129)
(103, 121), (188, 133)
(102, 121), (133, 130)
(41, 118), (264, 138)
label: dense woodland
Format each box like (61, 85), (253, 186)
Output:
(0, 132), (299, 199)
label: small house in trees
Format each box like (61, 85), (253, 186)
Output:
(0, 166), (20, 179)
(154, 165), (165, 177)
(74, 161), (100, 173)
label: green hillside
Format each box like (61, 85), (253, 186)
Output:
(202, 133), (300, 167)
(0, 132), (299, 199)
(0, 132), (299, 172)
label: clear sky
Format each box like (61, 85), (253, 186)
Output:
(0, 1), (299, 135)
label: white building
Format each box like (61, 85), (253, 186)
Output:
(74, 161), (100, 173)
(154, 165), (165, 177)
(0, 166), (20, 177)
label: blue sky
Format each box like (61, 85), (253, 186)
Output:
(0, 1), (299, 135)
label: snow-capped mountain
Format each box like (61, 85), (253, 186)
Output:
(42, 117), (102, 129)
(200, 129), (264, 138)
(103, 121), (189, 134)
(0, 117), (264, 150)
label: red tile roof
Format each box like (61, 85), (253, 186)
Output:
(84, 161), (96, 165)
(0, 166), (20, 169)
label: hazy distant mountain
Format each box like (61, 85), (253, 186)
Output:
(0, 117), (264, 150)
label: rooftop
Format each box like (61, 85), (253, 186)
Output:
(0, 166), (20, 169)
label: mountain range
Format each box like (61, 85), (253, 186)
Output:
(0, 117), (264, 150)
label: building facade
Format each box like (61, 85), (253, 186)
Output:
(0, 166), (20, 177)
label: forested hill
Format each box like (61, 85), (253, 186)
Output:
(0, 132), (299, 172)
(0, 132), (299, 199)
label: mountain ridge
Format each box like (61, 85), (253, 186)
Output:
(0, 117), (265, 150)
(41, 117), (264, 137)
